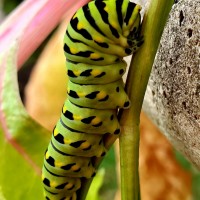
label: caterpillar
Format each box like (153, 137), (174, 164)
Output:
(42, 0), (143, 199)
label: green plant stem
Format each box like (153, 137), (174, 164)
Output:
(119, 0), (174, 200)
(119, 113), (140, 200)
(78, 0), (174, 199)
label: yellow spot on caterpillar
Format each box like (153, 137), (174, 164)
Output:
(42, 174), (44, 180)
(50, 181), (57, 187)
(81, 141), (91, 149)
(91, 69), (101, 76)
(73, 115), (82, 120)
(53, 128), (59, 136)
(70, 47), (78, 54)
(62, 105), (67, 113)
(91, 117), (101, 125)
(97, 91), (107, 99)
(111, 21), (118, 29)
(77, 22), (84, 30)
(66, 183), (73, 189)
(90, 53), (100, 59)
(55, 161), (63, 167)
(104, 6), (108, 12)
(64, 138), (70, 144)
(73, 70), (80, 76)
(45, 152), (50, 159)
(123, 30), (129, 37)
(71, 165), (80, 171)
(94, 36), (104, 43)
(77, 92), (85, 97)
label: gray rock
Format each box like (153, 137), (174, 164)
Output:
(143, 0), (200, 167)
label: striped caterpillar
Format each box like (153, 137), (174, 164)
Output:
(42, 0), (143, 199)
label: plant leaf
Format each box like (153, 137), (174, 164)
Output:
(0, 0), (90, 69)
(0, 125), (46, 200)
(86, 169), (105, 200)
(0, 38), (50, 199)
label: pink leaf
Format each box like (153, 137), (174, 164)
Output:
(0, 0), (90, 68)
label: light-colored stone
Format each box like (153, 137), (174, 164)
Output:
(143, 0), (200, 168)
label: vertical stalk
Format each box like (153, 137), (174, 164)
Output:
(119, 0), (174, 200)
(119, 118), (140, 200)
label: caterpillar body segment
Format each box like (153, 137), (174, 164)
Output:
(67, 79), (130, 109)
(52, 122), (106, 157)
(42, 0), (143, 199)
(43, 170), (79, 200)
(61, 99), (120, 134)
(44, 144), (96, 178)
(66, 60), (127, 85)
(64, 40), (120, 65)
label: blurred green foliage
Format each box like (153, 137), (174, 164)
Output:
(100, 147), (118, 200)
(175, 150), (200, 200)
(0, 127), (45, 200)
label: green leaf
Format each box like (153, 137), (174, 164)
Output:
(0, 185), (6, 200)
(175, 150), (200, 200)
(192, 167), (200, 200)
(0, 126), (44, 200)
(174, 150), (192, 171)
(0, 41), (50, 199)
(86, 169), (105, 200)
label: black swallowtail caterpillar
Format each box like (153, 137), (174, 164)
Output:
(42, 0), (143, 199)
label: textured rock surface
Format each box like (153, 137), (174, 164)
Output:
(143, 0), (200, 168)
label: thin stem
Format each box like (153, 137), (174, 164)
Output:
(119, 121), (140, 200)
(119, 0), (174, 200)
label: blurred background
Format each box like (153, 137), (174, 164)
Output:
(1, 0), (199, 199)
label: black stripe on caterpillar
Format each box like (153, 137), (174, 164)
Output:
(42, 0), (143, 199)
